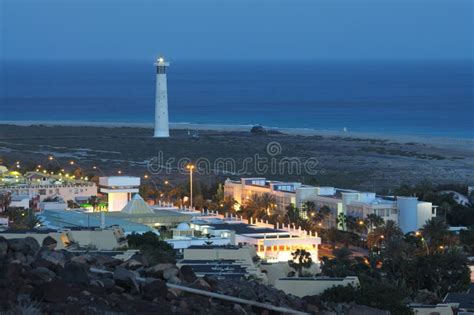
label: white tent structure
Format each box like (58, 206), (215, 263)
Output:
(121, 194), (154, 215)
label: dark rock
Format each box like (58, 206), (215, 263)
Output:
(38, 248), (68, 267)
(101, 278), (116, 290)
(32, 257), (63, 273)
(30, 267), (56, 280)
(162, 266), (178, 281)
(129, 253), (149, 267)
(113, 267), (140, 293)
(5, 262), (23, 282)
(71, 253), (94, 265)
(59, 262), (90, 285)
(179, 265), (197, 283)
(121, 258), (144, 270)
(8, 237), (40, 256)
(145, 263), (174, 279)
(191, 278), (211, 291)
(92, 253), (122, 268)
(0, 237), (8, 258)
(142, 279), (168, 300)
(32, 279), (72, 303)
(41, 236), (58, 250)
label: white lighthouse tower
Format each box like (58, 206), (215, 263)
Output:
(154, 56), (170, 138)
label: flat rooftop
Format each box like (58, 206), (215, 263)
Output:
(204, 223), (286, 235)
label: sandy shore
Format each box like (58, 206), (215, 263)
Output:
(1, 120), (473, 149)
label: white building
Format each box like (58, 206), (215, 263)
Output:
(99, 176), (140, 212)
(154, 56), (170, 138)
(224, 178), (437, 233)
(189, 218), (321, 263)
(7, 182), (97, 203)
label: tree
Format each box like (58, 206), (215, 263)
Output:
(8, 208), (41, 230)
(0, 192), (11, 212)
(127, 232), (176, 264)
(405, 248), (471, 298)
(88, 196), (100, 212)
(421, 218), (449, 252)
(242, 193), (276, 220)
(321, 247), (355, 277)
(286, 204), (301, 225)
(365, 214), (384, 232)
(326, 227), (341, 249)
(288, 249), (312, 277)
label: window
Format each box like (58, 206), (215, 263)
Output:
(39, 189), (46, 195)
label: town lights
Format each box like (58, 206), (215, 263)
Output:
(48, 156), (54, 161)
(69, 161), (75, 165)
(117, 170), (122, 175)
(144, 174), (149, 179)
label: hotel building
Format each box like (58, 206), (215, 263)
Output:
(224, 178), (437, 233)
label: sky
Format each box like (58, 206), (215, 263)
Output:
(1, 0), (473, 61)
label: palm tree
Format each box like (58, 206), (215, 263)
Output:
(286, 204), (301, 225)
(88, 195), (100, 212)
(421, 218), (449, 252)
(345, 215), (359, 233)
(0, 192), (12, 212)
(326, 227), (341, 249)
(365, 214), (384, 232)
(243, 193), (276, 220)
(288, 249), (313, 277)
(379, 220), (403, 240)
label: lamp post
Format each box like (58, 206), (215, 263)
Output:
(92, 165), (106, 176)
(186, 164), (195, 208)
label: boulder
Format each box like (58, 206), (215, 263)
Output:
(8, 237), (40, 255)
(145, 263), (175, 278)
(92, 253), (122, 268)
(59, 262), (90, 285)
(113, 267), (140, 293)
(38, 248), (68, 267)
(71, 253), (97, 265)
(32, 279), (72, 303)
(191, 278), (211, 291)
(179, 265), (197, 283)
(142, 279), (168, 300)
(162, 266), (179, 281)
(121, 258), (144, 270)
(41, 236), (58, 250)
(129, 253), (149, 267)
(0, 237), (8, 258)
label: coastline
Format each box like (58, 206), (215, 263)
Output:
(0, 120), (473, 150)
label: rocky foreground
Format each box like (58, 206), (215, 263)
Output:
(0, 236), (389, 315)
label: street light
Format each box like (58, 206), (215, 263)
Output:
(186, 164), (195, 208)
(92, 165), (106, 176)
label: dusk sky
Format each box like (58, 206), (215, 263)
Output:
(1, 0), (473, 61)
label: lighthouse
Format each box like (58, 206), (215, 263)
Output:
(154, 56), (170, 138)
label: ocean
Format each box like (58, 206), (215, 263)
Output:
(0, 60), (473, 138)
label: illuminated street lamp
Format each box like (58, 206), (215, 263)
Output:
(186, 164), (195, 208)
(92, 165), (106, 176)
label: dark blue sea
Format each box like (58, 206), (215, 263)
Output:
(0, 60), (473, 138)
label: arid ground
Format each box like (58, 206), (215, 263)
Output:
(0, 124), (473, 193)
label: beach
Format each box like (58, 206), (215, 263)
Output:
(0, 121), (473, 192)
